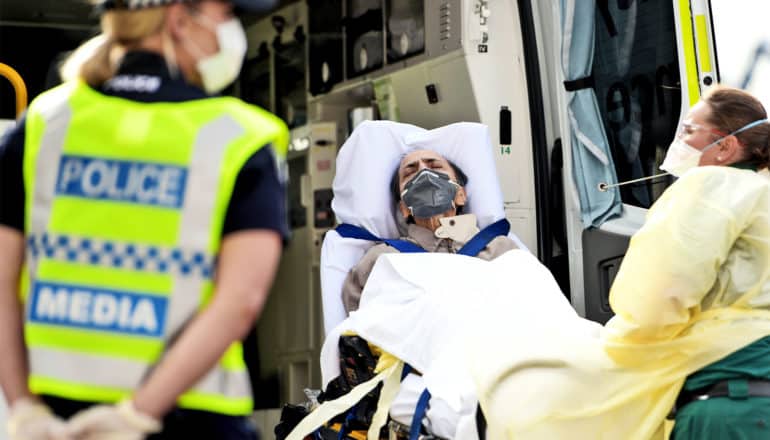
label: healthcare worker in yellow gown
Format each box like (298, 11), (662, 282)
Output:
(621, 86), (770, 439)
(470, 86), (770, 439)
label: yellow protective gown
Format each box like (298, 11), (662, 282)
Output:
(470, 166), (770, 439)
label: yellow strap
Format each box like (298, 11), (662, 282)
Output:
(367, 360), (404, 440)
(285, 360), (403, 440)
(328, 425), (367, 440)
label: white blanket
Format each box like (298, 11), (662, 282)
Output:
(320, 250), (598, 438)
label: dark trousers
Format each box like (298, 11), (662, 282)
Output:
(43, 395), (260, 440)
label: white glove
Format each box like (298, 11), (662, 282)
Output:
(7, 397), (69, 440)
(64, 400), (161, 440)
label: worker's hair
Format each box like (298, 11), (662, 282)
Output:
(389, 156), (468, 220)
(703, 85), (770, 169)
(60, 5), (167, 87)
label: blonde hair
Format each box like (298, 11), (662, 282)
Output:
(61, 6), (167, 87)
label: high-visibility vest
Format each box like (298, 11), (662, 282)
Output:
(21, 80), (288, 416)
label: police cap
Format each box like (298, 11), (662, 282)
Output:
(98, 0), (278, 13)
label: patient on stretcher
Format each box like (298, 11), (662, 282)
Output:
(279, 121), (532, 440)
(342, 149), (518, 313)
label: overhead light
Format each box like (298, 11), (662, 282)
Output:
(290, 136), (310, 152)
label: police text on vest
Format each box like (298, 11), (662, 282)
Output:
(56, 156), (188, 209)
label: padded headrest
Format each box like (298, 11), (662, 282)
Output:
(332, 120), (505, 235)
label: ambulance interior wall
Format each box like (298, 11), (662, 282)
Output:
(256, 226), (325, 407)
(0, 26), (95, 119)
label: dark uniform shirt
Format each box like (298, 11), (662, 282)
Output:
(0, 51), (289, 241)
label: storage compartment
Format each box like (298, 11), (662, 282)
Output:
(308, 0), (344, 95)
(386, 0), (425, 63)
(239, 46), (272, 110)
(275, 38), (307, 128)
(345, 0), (384, 78)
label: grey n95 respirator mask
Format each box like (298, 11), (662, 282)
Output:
(401, 169), (460, 218)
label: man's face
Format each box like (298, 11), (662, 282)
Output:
(398, 150), (459, 192)
(397, 150), (467, 226)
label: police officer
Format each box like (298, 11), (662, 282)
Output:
(0, 0), (287, 438)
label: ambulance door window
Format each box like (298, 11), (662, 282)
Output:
(593, 0), (680, 208)
(711, 0), (770, 109)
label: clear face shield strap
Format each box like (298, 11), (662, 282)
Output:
(729, 118), (769, 138)
(702, 117), (770, 152)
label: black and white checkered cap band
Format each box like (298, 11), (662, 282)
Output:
(98, 0), (276, 12)
(98, 0), (187, 11)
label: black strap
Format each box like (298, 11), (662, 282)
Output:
(476, 404), (487, 440)
(701, 379), (770, 398)
(401, 364), (413, 380)
(597, 0), (618, 37)
(563, 75), (595, 92)
(673, 379), (770, 417)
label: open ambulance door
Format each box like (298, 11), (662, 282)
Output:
(557, 0), (719, 322)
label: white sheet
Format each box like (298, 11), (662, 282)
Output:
(320, 250), (596, 438)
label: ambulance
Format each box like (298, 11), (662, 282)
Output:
(0, 0), (763, 431)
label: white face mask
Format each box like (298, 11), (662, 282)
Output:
(189, 17), (247, 94)
(659, 137), (713, 177)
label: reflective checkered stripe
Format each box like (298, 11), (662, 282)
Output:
(22, 81), (288, 415)
(27, 233), (214, 278)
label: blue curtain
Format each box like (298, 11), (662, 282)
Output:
(561, 0), (622, 227)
